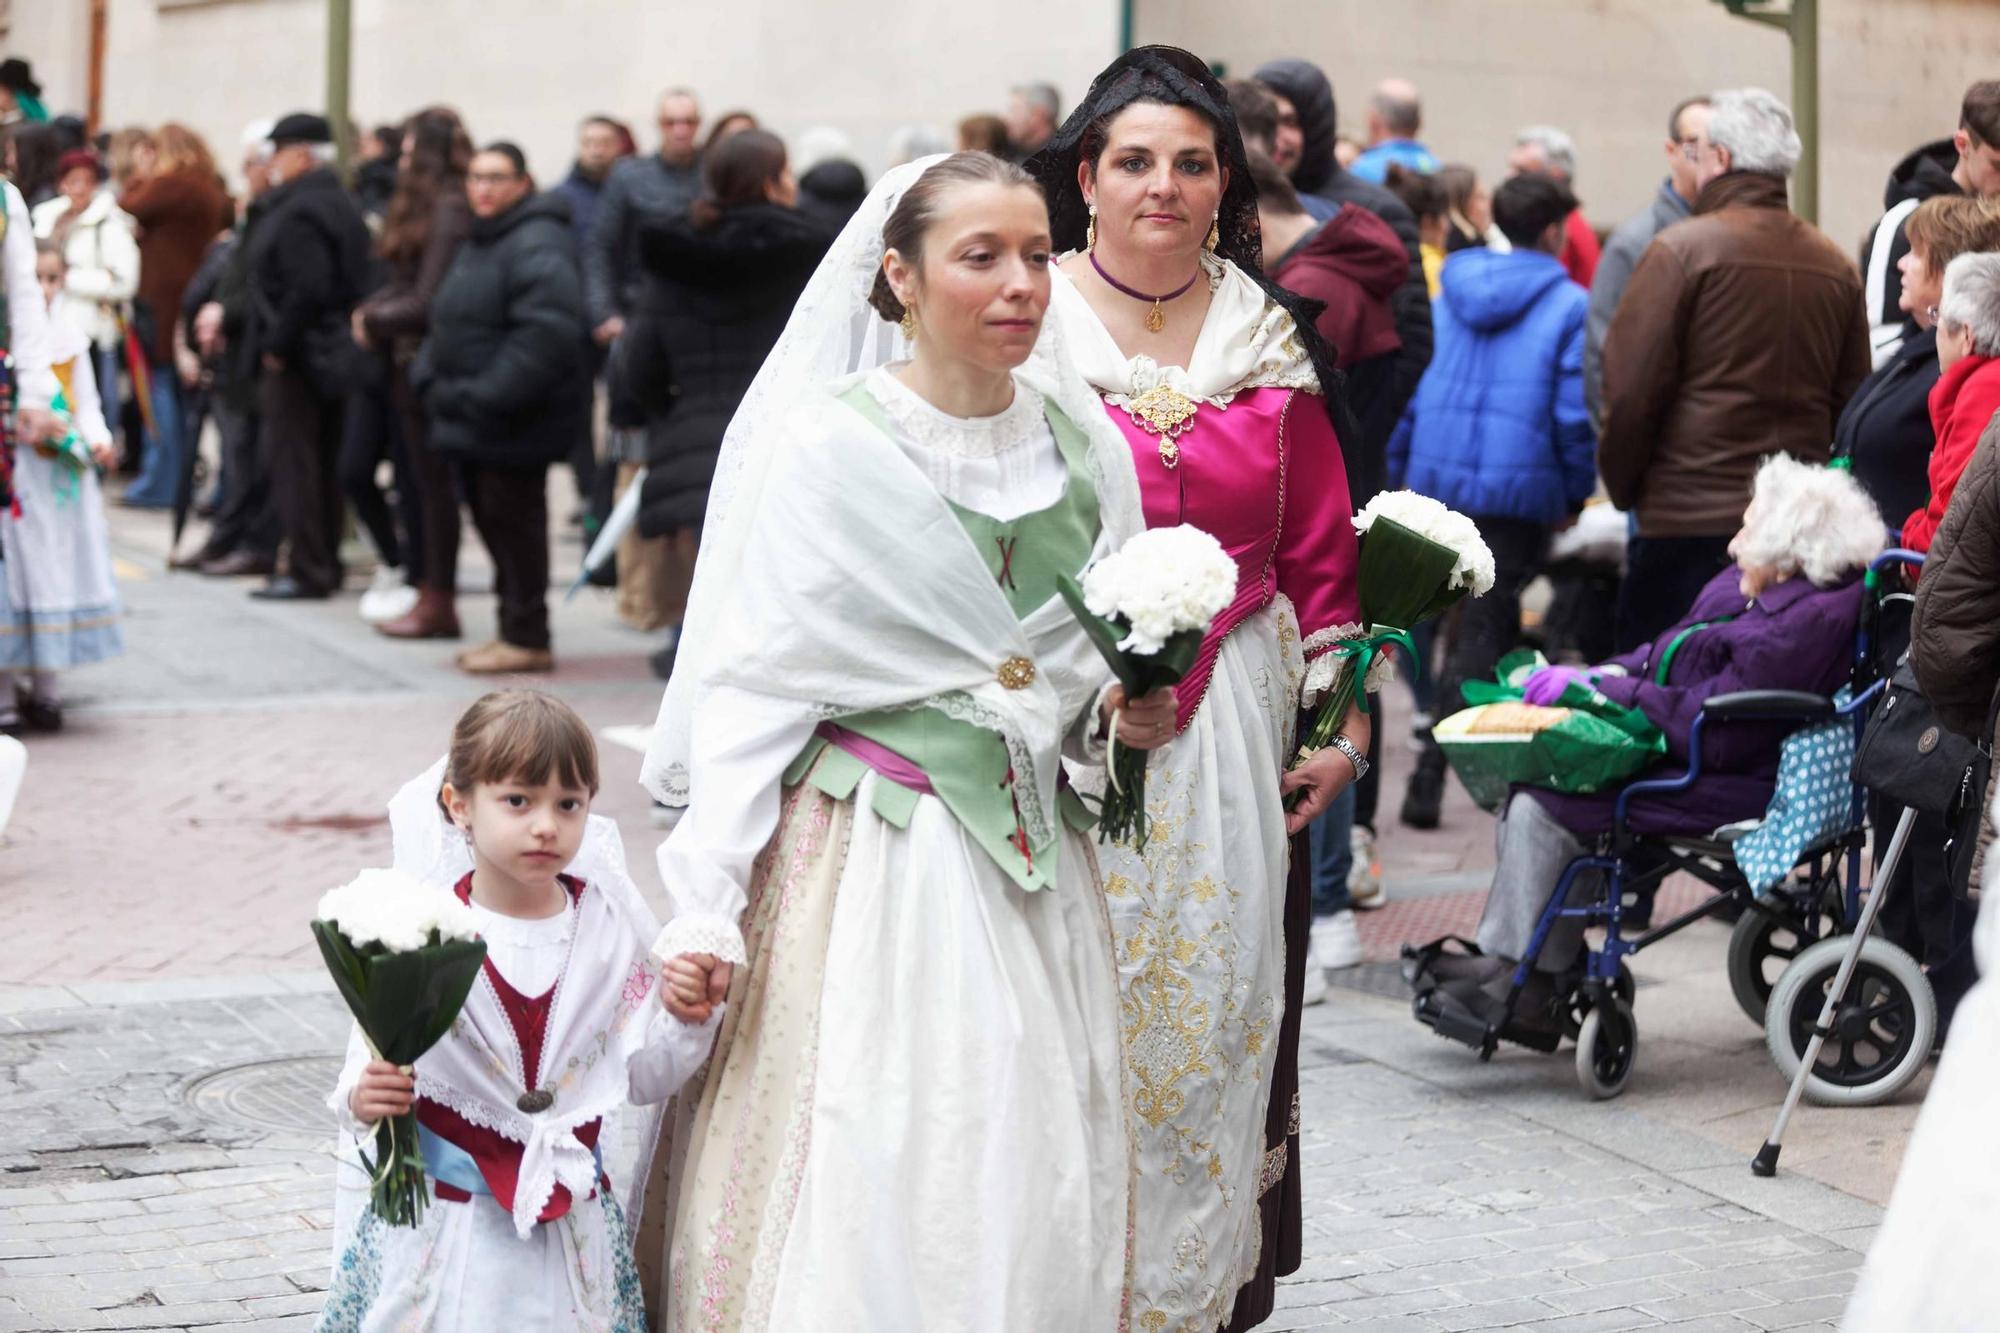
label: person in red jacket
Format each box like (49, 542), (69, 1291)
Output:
(1905, 250), (2000, 552)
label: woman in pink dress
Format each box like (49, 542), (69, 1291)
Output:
(1032, 46), (1372, 1333)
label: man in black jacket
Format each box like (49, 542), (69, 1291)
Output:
(246, 112), (372, 600)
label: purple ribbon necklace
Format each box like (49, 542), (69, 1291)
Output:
(1089, 251), (1201, 333)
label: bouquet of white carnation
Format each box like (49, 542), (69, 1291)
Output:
(312, 869), (487, 1226)
(1058, 524), (1236, 849)
(1289, 492), (1495, 807)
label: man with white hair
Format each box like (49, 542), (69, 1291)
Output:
(1600, 87), (1869, 651)
(1510, 124), (1599, 286)
(1004, 82), (1060, 161)
(242, 112), (372, 601)
(1351, 77), (1439, 183)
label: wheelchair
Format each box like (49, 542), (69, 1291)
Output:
(1405, 551), (1937, 1104)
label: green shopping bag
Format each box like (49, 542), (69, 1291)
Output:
(1435, 651), (1668, 812)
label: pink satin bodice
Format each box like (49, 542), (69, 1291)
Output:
(1103, 386), (1361, 730)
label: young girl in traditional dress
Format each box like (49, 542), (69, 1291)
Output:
(0, 240), (121, 733)
(318, 690), (719, 1333)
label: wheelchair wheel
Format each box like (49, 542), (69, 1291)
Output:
(1764, 935), (1935, 1107)
(1726, 895), (1836, 1025)
(1575, 998), (1637, 1100)
(1561, 962), (1636, 1041)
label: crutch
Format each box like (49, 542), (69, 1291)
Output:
(1751, 804), (1919, 1177)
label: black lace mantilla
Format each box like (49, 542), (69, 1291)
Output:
(1026, 44), (1354, 439)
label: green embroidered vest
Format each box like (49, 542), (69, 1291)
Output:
(780, 381), (1101, 892)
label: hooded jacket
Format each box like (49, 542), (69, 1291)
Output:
(1254, 58), (1434, 446)
(622, 202), (831, 535)
(1586, 177), (1694, 425)
(416, 191), (591, 467)
(1388, 247), (1593, 524)
(1861, 139), (1961, 368)
(1600, 171), (1870, 538)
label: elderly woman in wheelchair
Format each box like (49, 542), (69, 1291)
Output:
(1408, 456), (1890, 1094)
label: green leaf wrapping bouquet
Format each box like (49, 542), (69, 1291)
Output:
(1434, 649), (1667, 813)
(1288, 492), (1496, 806)
(312, 869), (488, 1227)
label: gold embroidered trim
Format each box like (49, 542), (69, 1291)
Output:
(1290, 1091), (1301, 1137)
(1258, 1141), (1289, 1196)
(1121, 382), (1199, 469)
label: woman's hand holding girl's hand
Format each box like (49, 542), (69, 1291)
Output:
(1103, 685), (1179, 753)
(660, 953), (732, 1024)
(349, 1059), (415, 1125)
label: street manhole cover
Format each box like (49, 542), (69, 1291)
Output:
(186, 1055), (345, 1135)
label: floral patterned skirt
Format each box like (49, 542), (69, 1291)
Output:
(315, 1184), (647, 1332)
(642, 767), (1132, 1332)
(1097, 599), (1304, 1333)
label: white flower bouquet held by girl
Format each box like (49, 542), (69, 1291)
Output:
(1289, 492), (1495, 806)
(312, 869), (487, 1227)
(1058, 524), (1237, 849)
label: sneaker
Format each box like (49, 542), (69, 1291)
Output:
(1311, 910), (1365, 970)
(1299, 940), (1329, 1006)
(1347, 827), (1385, 910)
(358, 567), (419, 624)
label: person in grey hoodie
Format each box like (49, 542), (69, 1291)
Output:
(1584, 96), (1709, 426)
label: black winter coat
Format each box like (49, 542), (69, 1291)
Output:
(416, 192), (591, 468)
(1832, 326), (1940, 525)
(245, 167), (372, 393)
(622, 203), (830, 536)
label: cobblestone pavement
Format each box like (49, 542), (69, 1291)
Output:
(0, 501), (1898, 1329)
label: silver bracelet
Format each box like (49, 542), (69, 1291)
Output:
(1326, 733), (1369, 782)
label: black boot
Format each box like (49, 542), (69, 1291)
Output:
(1401, 742), (1447, 830)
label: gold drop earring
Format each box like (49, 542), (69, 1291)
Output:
(900, 303), (917, 340)
(1205, 215), (1221, 253)
(1086, 202), (1098, 252)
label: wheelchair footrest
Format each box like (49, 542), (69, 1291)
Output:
(1413, 984), (1565, 1055)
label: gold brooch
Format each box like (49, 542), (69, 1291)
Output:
(1123, 383), (1198, 469)
(997, 656), (1037, 690)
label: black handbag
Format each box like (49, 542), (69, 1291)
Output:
(1853, 658), (1981, 818)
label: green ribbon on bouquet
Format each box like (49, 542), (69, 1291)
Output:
(1327, 626), (1417, 717)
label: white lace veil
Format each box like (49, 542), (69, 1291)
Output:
(639, 154), (1142, 806)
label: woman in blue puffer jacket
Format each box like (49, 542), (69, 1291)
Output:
(1392, 172), (1597, 808)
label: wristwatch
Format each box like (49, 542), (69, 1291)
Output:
(1326, 733), (1370, 782)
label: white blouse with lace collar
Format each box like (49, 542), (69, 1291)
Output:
(864, 364), (1067, 522)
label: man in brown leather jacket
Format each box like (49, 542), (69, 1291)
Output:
(1601, 87), (1870, 651)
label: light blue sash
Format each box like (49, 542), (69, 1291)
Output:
(417, 1121), (605, 1199)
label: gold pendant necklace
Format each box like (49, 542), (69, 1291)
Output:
(1146, 299), (1166, 334)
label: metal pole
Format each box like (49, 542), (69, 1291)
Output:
(1791, 0), (1819, 224)
(326, 0), (353, 180)
(1119, 0), (1134, 53)
(86, 0), (107, 138)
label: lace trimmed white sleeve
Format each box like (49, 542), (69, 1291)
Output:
(327, 1024), (376, 1142)
(1300, 623), (1395, 709)
(653, 684), (819, 968)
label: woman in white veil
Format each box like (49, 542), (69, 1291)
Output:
(632, 152), (1166, 1329)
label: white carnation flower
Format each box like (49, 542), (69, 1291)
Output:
(1353, 491), (1497, 596)
(1082, 525), (1236, 655)
(317, 868), (481, 952)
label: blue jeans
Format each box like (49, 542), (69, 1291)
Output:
(124, 368), (185, 505)
(1309, 785), (1356, 917)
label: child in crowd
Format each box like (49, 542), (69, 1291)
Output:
(318, 690), (719, 1332)
(0, 240), (122, 732)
